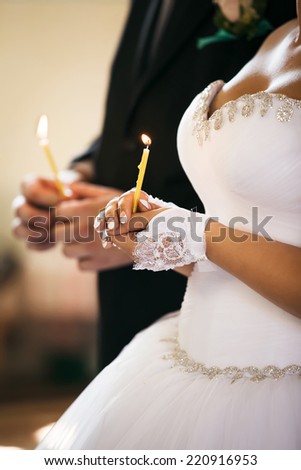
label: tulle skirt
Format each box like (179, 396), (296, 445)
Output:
(37, 312), (301, 450)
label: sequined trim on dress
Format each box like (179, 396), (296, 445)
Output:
(192, 80), (301, 145)
(162, 336), (301, 383)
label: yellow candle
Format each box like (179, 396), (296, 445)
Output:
(36, 115), (65, 197)
(132, 134), (152, 213)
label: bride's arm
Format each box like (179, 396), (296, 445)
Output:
(205, 220), (301, 319)
(99, 191), (301, 317)
(109, 219), (301, 315)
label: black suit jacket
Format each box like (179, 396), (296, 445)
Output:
(75, 0), (296, 369)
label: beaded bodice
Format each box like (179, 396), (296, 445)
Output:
(177, 80), (301, 247)
(192, 80), (301, 146)
(173, 81), (301, 370)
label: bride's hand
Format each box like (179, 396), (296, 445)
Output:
(94, 190), (211, 275)
(94, 189), (168, 251)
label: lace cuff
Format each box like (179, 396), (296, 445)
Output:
(133, 207), (211, 272)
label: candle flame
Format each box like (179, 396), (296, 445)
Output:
(141, 134), (152, 146)
(36, 114), (49, 144)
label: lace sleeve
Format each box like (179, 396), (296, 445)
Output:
(132, 208), (211, 272)
(133, 231), (208, 271)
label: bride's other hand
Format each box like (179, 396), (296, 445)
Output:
(96, 189), (166, 238)
(107, 189), (163, 233)
(94, 191), (199, 277)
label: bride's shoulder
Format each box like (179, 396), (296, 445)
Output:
(210, 19), (301, 109)
(259, 18), (298, 52)
(254, 18), (301, 100)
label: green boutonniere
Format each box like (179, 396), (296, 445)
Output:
(213, 0), (269, 40)
(197, 0), (273, 50)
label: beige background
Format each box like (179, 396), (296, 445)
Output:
(0, 0), (130, 420)
(0, 0), (129, 322)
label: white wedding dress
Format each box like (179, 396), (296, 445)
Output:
(37, 81), (301, 450)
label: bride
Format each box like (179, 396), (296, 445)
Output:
(37, 1), (301, 450)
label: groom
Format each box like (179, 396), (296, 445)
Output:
(13, 0), (296, 370)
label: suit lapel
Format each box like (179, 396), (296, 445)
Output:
(148, 0), (213, 82)
(133, 0), (161, 79)
(129, 0), (213, 116)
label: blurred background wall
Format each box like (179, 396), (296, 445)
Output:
(0, 0), (129, 446)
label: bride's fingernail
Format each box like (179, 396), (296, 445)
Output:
(63, 187), (73, 198)
(102, 237), (112, 249)
(120, 211), (127, 224)
(140, 199), (151, 209)
(94, 214), (105, 232)
(106, 219), (115, 230)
